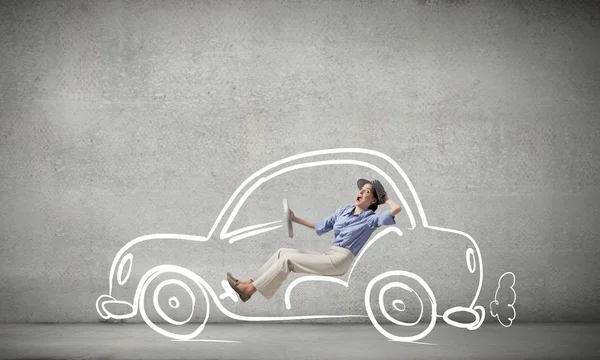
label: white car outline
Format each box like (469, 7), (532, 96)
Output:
(95, 148), (486, 342)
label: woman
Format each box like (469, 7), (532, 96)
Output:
(227, 178), (402, 302)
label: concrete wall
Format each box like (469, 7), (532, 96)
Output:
(1, 0), (599, 326)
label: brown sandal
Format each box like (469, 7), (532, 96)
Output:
(228, 272), (253, 284)
(227, 275), (252, 302)
(227, 272), (239, 284)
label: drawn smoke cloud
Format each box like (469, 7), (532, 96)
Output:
(489, 272), (516, 327)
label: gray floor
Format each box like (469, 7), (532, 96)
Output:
(0, 323), (599, 359)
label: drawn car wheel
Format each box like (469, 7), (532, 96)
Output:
(138, 267), (210, 340)
(365, 271), (437, 342)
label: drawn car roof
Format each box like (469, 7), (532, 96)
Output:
(206, 148), (428, 241)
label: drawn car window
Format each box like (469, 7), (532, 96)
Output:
(227, 165), (407, 237)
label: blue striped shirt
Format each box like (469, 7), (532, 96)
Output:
(314, 205), (396, 256)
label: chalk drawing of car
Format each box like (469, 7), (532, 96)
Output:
(95, 148), (486, 342)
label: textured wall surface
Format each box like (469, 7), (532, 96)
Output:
(1, 0), (599, 327)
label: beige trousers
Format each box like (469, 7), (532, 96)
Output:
(251, 246), (355, 299)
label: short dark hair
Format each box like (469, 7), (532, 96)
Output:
(368, 187), (379, 211)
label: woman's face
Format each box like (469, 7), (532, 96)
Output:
(355, 183), (377, 208)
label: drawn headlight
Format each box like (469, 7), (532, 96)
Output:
(466, 248), (476, 274)
(117, 253), (133, 285)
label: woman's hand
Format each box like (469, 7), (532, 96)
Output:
(283, 207), (297, 222)
(383, 194), (402, 216)
(283, 208), (314, 229)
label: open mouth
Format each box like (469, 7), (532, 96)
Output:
(357, 196), (362, 201)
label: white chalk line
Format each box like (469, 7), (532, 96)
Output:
(389, 340), (438, 346)
(96, 148), (489, 343)
(172, 339), (240, 343)
(489, 272), (517, 327)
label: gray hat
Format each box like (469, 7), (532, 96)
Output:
(357, 178), (387, 205)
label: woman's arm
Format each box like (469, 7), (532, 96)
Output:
(382, 194), (402, 216)
(290, 210), (315, 229)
